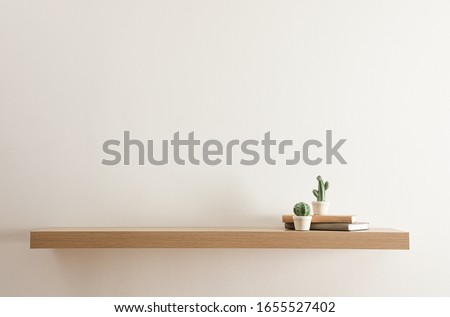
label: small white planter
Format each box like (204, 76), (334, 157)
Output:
(292, 215), (312, 231)
(312, 201), (330, 215)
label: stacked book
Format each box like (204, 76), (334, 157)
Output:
(282, 215), (369, 231)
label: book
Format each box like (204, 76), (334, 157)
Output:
(285, 222), (295, 230)
(282, 214), (356, 224)
(310, 222), (369, 231)
(284, 222), (369, 231)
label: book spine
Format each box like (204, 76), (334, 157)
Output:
(282, 215), (355, 223)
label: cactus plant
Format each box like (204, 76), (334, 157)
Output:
(313, 175), (329, 202)
(293, 202), (311, 216)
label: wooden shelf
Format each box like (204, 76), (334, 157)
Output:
(30, 228), (409, 250)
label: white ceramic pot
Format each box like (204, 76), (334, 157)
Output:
(312, 201), (330, 215)
(292, 215), (312, 231)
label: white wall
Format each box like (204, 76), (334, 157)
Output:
(1, 0), (450, 296)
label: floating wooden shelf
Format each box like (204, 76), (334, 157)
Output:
(30, 228), (409, 250)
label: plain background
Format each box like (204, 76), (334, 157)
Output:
(1, 0), (449, 296)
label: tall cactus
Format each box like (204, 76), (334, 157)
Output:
(313, 175), (329, 201)
(293, 202), (311, 216)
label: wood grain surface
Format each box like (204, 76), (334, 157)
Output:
(30, 228), (409, 250)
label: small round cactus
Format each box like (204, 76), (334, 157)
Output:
(293, 202), (311, 216)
